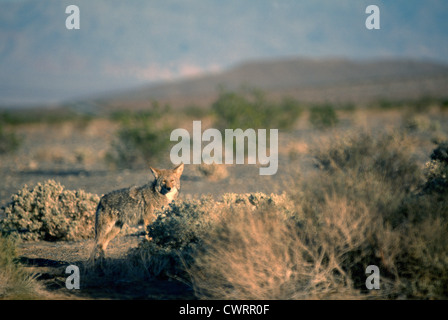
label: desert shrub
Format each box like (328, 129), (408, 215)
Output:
(423, 160), (448, 194)
(220, 192), (296, 218)
(126, 193), (295, 280)
(313, 131), (422, 195)
(309, 191), (447, 299)
(0, 124), (21, 154)
(391, 142), (448, 298)
(0, 108), (91, 126)
(188, 188), (408, 299)
(374, 99), (401, 110)
(189, 204), (361, 299)
(309, 104), (339, 129)
(373, 98), (435, 112)
(212, 88), (303, 130)
(441, 99), (448, 111)
(0, 235), (40, 299)
(211, 89), (300, 161)
(274, 97), (305, 129)
(339, 103), (357, 112)
(0, 180), (99, 241)
(183, 105), (211, 118)
(312, 131), (423, 226)
(430, 141), (448, 163)
(302, 131), (448, 298)
(189, 187), (440, 299)
(418, 142), (448, 195)
(402, 114), (440, 132)
(126, 196), (219, 279)
(106, 104), (173, 169)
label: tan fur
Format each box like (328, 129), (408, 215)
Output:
(90, 163), (184, 260)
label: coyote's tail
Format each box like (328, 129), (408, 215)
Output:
(89, 201), (104, 262)
(94, 201), (104, 240)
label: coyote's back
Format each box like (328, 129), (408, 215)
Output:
(91, 163), (184, 260)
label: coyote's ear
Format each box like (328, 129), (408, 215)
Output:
(150, 167), (161, 179)
(173, 163), (184, 176)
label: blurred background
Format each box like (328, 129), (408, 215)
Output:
(1, 0), (448, 201)
(0, 0), (447, 107)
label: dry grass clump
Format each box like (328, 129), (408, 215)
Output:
(0, 235), (40, 299)
(313, 130), (422, 190)
(188, 193), (397, 299)
(300, 132), (447, 298)
(189, 204), (357, 300)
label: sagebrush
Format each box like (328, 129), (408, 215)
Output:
(0, 180), (99, 241)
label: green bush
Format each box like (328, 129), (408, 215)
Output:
(441, 99), (448, 111)
(212, 88), (303, 130)
(0, 124), (21, 154)
(373, 97), (436, 112)
(0, 180), (99, 241)
(274, 97), (305, 129)
(183, 105), (211, 118)
(107, 104), (173, 169)
(309, 104), (339, 129)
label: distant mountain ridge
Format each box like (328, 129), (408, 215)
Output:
(95, 57), (448, 110)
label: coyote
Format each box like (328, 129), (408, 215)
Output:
(91, 163), (184, 259)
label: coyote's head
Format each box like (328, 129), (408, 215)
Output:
(150, 163), (184, 201)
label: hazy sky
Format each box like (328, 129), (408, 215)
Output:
(1, 0), (447, 105)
